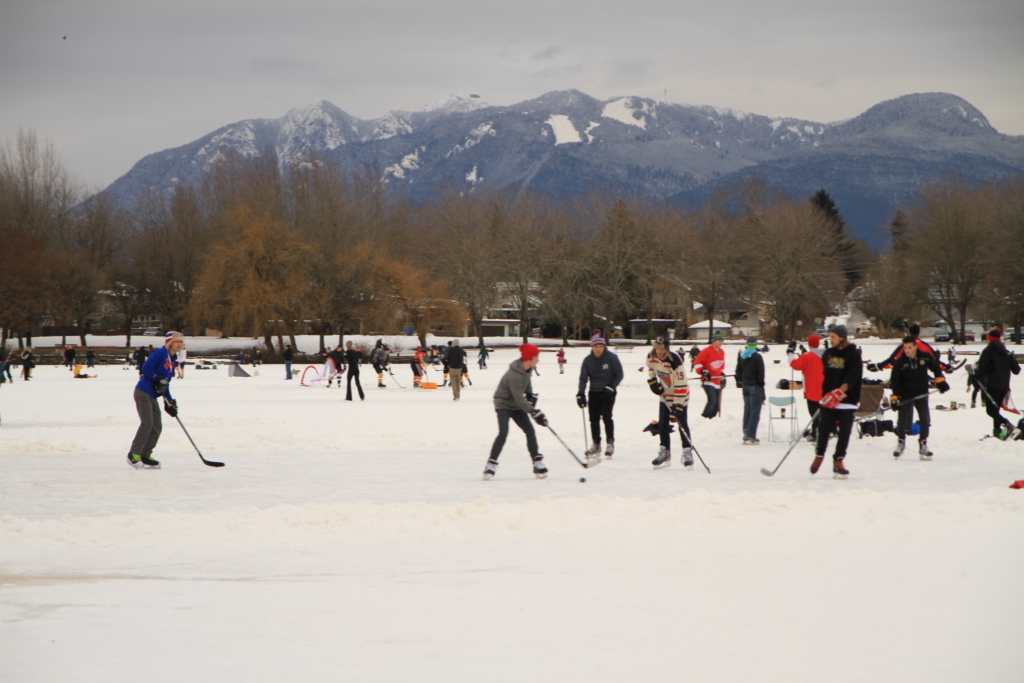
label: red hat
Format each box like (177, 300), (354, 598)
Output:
(807, 334), (821, 348)
(520, 343), (540, 361)
(986, 328), (1002, 342)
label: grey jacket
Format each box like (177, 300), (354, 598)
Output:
(493, 358), (535, 412)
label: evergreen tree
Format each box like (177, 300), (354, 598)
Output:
(810, 189), (858, 288)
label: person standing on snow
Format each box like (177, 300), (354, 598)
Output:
(811, 325), (862, 479)
(370, 339), (388, 388)
(477, 346), (489, 370)
(483, 343), (549, 480)
(693, 330), (727, 419)
(175, 345), (187, 379)
(868, 323), (951, 373)
(344, 341), (364, 401)
(327, 345), (346, 388)
(787, 334), (825, 442)
(447, 339), (468, 401)
(735, 336), (765, 445)
(577, 331), (624, 458)
(411, 346), (426, 388)
(974, 328), (1021, 439)
(127, 331), (183, 469)
(889, 335), (949, 459)
(283, 343), (294, 379)
(86, 347), (96, 369)
(556, 348), (566, 374)
(647, 336), (694, 469)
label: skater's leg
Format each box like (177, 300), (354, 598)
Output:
(587, 394), (602, 443)
(489, 410), (513, 461)
(916, 400), (930, 440)
(510, 409), (539, 458)
(130, 389), (158, 456)
(701, 384), (718, 418)
(832, 410), (855, 460)
(450, 368), (462, 399)
(895, 401), (913, 440)
(816, 407), (837, 454)
(658, 402), (671, 450)
(601, 391), (616, 442)
(806, 399), (819, 439)
(673, 405), (691, 449)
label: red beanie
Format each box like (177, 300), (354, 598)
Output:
(986, 328), (1002, 342)
(520, 343), (540, 361)
(807, 334), (821, 348)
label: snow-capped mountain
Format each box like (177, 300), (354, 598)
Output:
(101, 91), (1024, 248)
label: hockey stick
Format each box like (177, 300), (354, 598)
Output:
(760, 411), (820, 477)
(671, 411), (710, 473)
(546, 424), (600, 469)
(967, 364), (1020, 417)
(386, 366), (405, 388)
(580, 406), (589, 452)
(175, 416), (224, 467)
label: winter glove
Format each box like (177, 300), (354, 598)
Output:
(154, 377), (169, 396)
(866, 362), (880, 373)
(670, 404), (687, 425)
(787, 341), (797, 354)
(720, 377), (727, 389)
(820, 389), (846, 409)
(890, 395), (900, 408)
(934, 378), (950, 394)
(799, 344), (807, 354)
(530, 409), (548, 427)
(527, 392), (539, 407)
(700, 369), (711, 382)
(163, 398), (178, 417)
(647, 377), (664, 396)
(576, 393), (587, 408)
(604, 386), (617, 396)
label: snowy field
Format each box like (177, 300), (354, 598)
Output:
(2, 338), (1023, 682)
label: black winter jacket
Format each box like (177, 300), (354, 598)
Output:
(976, 341), (1021, 392)
(889, 352), (943, 400)
(578, 350), (624, 394)
(821, 341), (863, 407)
(735, 350), (765, 388)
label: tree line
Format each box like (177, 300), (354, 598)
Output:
(1, 129), (1021, 353)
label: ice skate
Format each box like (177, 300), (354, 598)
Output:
(919, 439), (933, 460)
(893, 438), (905, 459)
(833, 458), (849, 479)
(483, 459), (498, 480)
(127, 453), (144, 470)
(682, 447), (694, 470)
(584, 441), (602, 459)
(604, 440), (615, 458)
(141, 455), (161, 470)
(810, 454), (824, 474)
(652, 446), (671, 469)
(532, 456), (548, 479)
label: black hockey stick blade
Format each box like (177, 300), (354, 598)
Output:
(761, 412), (820, 477)
(176, 416), (225, 467)
(759, 467), (775, 477)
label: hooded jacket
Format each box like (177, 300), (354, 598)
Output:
(820, 341), (863, 408)
(976, 341), (1021, 392)
(493, 359), (536, 412)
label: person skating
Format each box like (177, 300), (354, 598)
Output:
(688, 344), (700, 370)
(20, 348), (35, 380)
(483, 343), (549, 480)
(175, 345), (187, 379)
(478, 346), (489, 370)
(787, 334), (824, 442)
(557, 348), (566, 374)
(447, 339), (468, 400)
(127, 331), (183, 469)
(440, 341), (454, 387)
(283, 343), (294, 379)
(86, 347), (96, 369)
(577, 331), (624, 458)
(370, 339), (388, 387)
(889, 335), (949, 459)
(868, 323), (951, 373)
(647, 336), (694, 469)
(693, 330), (727, 419)
(736, 336), (765, 444)
(63, 345), (76, 370)
(411, 346), (426, 388)
(327, 345), (346, 387)
(810, 325), (862, 479)
(974, 328), (1021, 439)
(344, 341), (364, 401)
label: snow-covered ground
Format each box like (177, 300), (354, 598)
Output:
(2, 339), (1022, 682)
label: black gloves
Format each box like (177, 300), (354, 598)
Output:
(154, 377), (169, 396)
(163, 398), (178, 417)
(700, 369), (711, 382)
(799, 344), (807, 354)
(576, 393), (587, 408)
(527, 392), (539, 407)
(866, 363), (880, 373)
(787, 341), (797, 354)
(720, 378), (727, 389)
(890, 395), (900, 408)
(935, 378), (950, 393)
(604, 386), (617, 396)
(647, 378), (664, 395)
(530, 409), (548, 427)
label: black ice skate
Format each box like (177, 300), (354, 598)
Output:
(604, 440), (615, 458)
(810, 454), (824, 474)
(893, 439), (905, 459)
(652, 446), (671, 469)
(833, 458), (849, 479)
(585, 441), (602, 458)
(141, 455), (161, 469)
(919, 439), (933, 460)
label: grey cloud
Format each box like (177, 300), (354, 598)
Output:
(531, 46), (564, 61)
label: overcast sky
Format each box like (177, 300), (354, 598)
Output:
(2, 0), (1022, 189)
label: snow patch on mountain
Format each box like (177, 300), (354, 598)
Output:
(445, 123), (496, 158)
(466, 165), (480, 184)
(371, 113), (414, 140)
(583, 121), (600, 143)
(546, 115), (582, 145)
(278, 102), (348, 160)
(424, 93), (491, 114)
(602, 98), (647, 129)
(194, 123), (259, 169)
(384, 149), (421, 180)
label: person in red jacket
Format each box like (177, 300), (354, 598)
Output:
(693, 330), (727, 418)
(788, 334), (825, 442)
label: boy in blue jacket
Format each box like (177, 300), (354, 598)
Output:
(128, 331), (183, 469)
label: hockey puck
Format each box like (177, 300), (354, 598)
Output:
(579, 477), (586, 483)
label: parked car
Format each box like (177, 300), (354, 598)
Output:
(934, 331), (951, 342)
(962, 331), (976, 342)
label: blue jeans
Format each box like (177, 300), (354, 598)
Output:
(701, 384), (720, 418)
(285, 361), (292, 379)
(742, 386), (764, 439)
